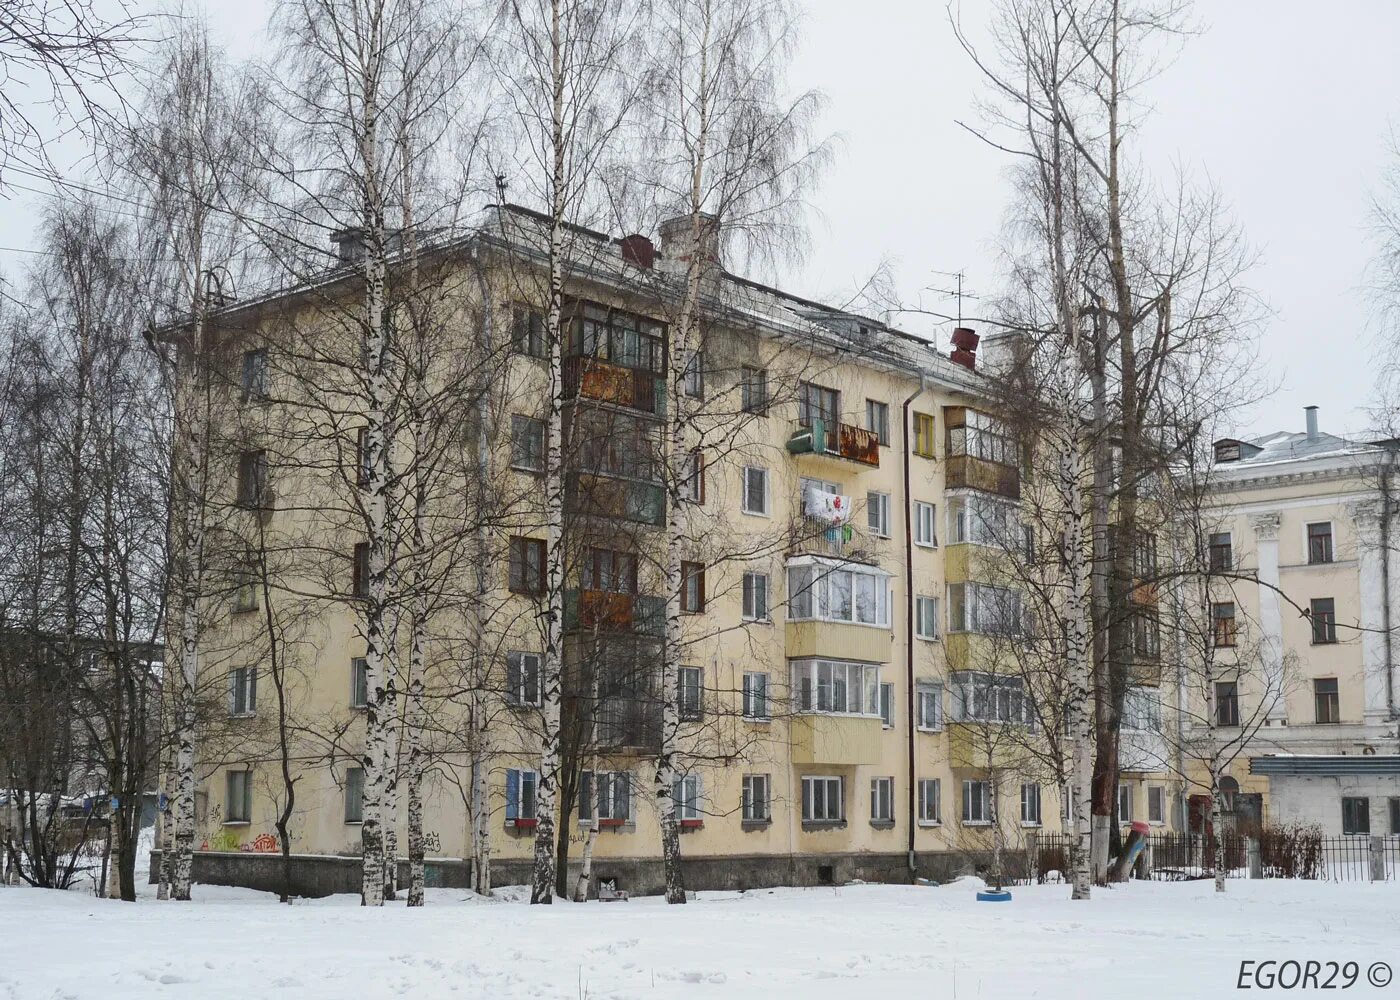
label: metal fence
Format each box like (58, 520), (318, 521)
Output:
(1023, 832), (1400, 884)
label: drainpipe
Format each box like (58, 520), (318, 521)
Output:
(1383, 450), (1397, 723)
(902, 376), (928, 876)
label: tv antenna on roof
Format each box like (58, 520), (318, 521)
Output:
(495, 173), (508, 205)
(927, 269), (980, 327)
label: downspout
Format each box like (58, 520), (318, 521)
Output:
(1383, 451), (1396, 722)
(902, 376), (928, 876)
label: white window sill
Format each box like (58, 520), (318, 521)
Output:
(741, 617), (773, 626)
(797, 710), (883, 720)
(741, 509), (771, 518)
(227, 712), (257, 720)
(1148, 820), (1165, 827)
(345, 820), (363, 826)
(917, 820), (942, 828)
(223, 821), (250, 827)
(961, 820), (992, 827)
(742, 716), (772, 725)
(914, 541), (938, 550)
(1020, 821), (1042, 829)
(788, 617), (893, 631)
(916, 725), (944, 734)
(916, 634), (942, 642)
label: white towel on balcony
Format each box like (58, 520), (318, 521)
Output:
(806, 490), (853, 525)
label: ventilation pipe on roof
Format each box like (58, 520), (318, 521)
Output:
(1305, 405), (1319, 442)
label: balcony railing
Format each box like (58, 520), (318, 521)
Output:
(785, 419), (880, 467)
(565, 471), (665, 526)
(565, 589), (665, 637)
(945, 454), (1020, 500)
(790, 514), (868, 558)
(563, 355), (664, 415)
(595, 695), (662, 752)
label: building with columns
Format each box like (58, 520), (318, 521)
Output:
(1201, 407), (1400, 837)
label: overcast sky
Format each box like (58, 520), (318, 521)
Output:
(3, 0), (1397, 440)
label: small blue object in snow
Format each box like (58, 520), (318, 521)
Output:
(976, 890), (1013, 902)
(915, 877), (938, 887)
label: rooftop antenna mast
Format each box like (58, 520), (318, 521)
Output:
(495, 173), (508, 205)
(927, 268), (980, 327)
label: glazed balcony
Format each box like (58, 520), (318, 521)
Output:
(563, 355), (665, 417)
(785, 419), (880, 468)
(565, 471), (665, 527)
(564, 589), (665, 637)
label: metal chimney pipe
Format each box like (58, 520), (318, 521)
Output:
(1305, 406), (1319, 442)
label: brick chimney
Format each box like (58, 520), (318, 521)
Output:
(950, 326), (979, 371)
(619, 234), (656, 269)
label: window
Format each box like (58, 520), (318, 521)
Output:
(508, 536), (546, 595)
(672, 774), (701, 822)
(1307, 521), (1334, 564)
(879, 682), (894, 728)
(947, 409), (1017, 465)
(866, 491), (891, 537)
(950, 671), (1032, 725)
(792, 659), (881, 716)
(511, 305), (545, 358)
(918, 778), (941, 824)
(798, 381), (839, 429)
(1117, 784), (1133, 822)
(786, 563), (891, 627)
(1390, 797), (1400, 835)
(228, 666), (257, 717)
(1341, 796), (1370, 836)
(1215, 681), (1240, 727)
(742, 774), (770, 822)
(865, 399), (890, 445)
(948, 583), (1024, 637)
(916, 683), (943, 731)
(741, 366), (768, 415)
(1209, 531), (1233, 572)
(1123, 687), (1162, 732)
(870, 777), (894, 824)
(741, 466), (769, 516)
(241, 348), (267, 402)
(1314, 677), (1339, 724)
(1148, 785), (1166, 825)
(507, 652), (542, 707)
(742, 572), (769, 622)
(678, 666), (703, 721)
(350, 657), (368, 708)
(742, 672), (769, 720)
(1020, 783), (1042, 826)
(354, 427), (371, 488)
(233, 559), (259, 613)
(912, 412), (935, 458)
(915, 596), (940, 640)
(578, 770), (632, 823)
(510, 414), (545, 472)
(682, 349), (704, 398)
(947, 495), (1020, 548)
(1310, 598), (1337, 644)
(1133, 533), (1158, 580)
(681, 562), (706, 613)
(681, 448), (706, 504)
(226, 770), (251, 823)
(581, 547), (636, 595)
(1131, 612), (1161, 661)
(344, 767), (365, 823)
(237, 450), (268, 508)
(913, 501), (937, 547)
(505, 768), (538, 825)
(961, 780), (991, 824)
(1212, 602), (1237, 648)
(352, 542), (370, 599)
(801, 775), (844, 823)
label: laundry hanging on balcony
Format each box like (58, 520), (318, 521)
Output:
(805, 490), (853, 525)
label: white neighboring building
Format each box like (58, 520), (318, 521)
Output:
(1204, 407), (1400, 838)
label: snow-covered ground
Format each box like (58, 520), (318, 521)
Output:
(2, 876), (1396, 999)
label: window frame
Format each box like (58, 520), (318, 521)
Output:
(913, 500), (937, 548)
(865, 399), (890, 445)
(1313, 677), (1340, 724)
(681, 348), (705, 399)
(917, 778), (942, 825)
(915, 595), (941, 640)
(740, 365), (768, 415)
(228, 666), (257, 718)
(870, 776), (895, 825)
(1148, 785), (1166, 826)
(506, 651), (542, 708)
(1211, 602), (1237, 648)
(786, 562), (891, 629)
(1310, 597), (1337, 644)
(511, 305), (546, 358)
(879, 681), (894, 729)
(1208, 531), (1233, 572)
(742, 571), (770, 622)
(912, 411), (935, 458)
(509, 414), (546, 473)
(508, 536), (547, 596)
(672, 773), (702, 823)
(1215, 681), (1240, 727)
(740, 465), (770, 516)
(1341, 796), (1370, 836)
(680, 561), (706, 613)
(1307, 521), (1335, 565)
(678, 665), (703, 721)
(742, 773), (771, 823)
(742, 672), (770, 721)
(961, 779), (991, 825)
(792, 658), (882, 717)
(1117, 783), (1134, 823)
(344, 766), (365, 824)
(505, 768), (540, 826)
(225, 770), (252, 824)
(350, 657), (368, 709)
(866, 490), (891, 537)
(352, 541), (371, 600)
(915, 682), (944, 732)
(236, 449), (268, 509)
(240, 348), (268, 403)
(1020, 782), (1042, 827)
(801, 774), (845, 824)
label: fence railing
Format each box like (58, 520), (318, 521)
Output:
(1023, 832), (1399, 884)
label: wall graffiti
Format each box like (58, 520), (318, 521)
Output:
(422, 830), (442, 854)
(249, 833), (279, 853)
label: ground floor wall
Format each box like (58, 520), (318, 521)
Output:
(1265, 773), (1400, 836)
(149, 844), (1033, 899)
